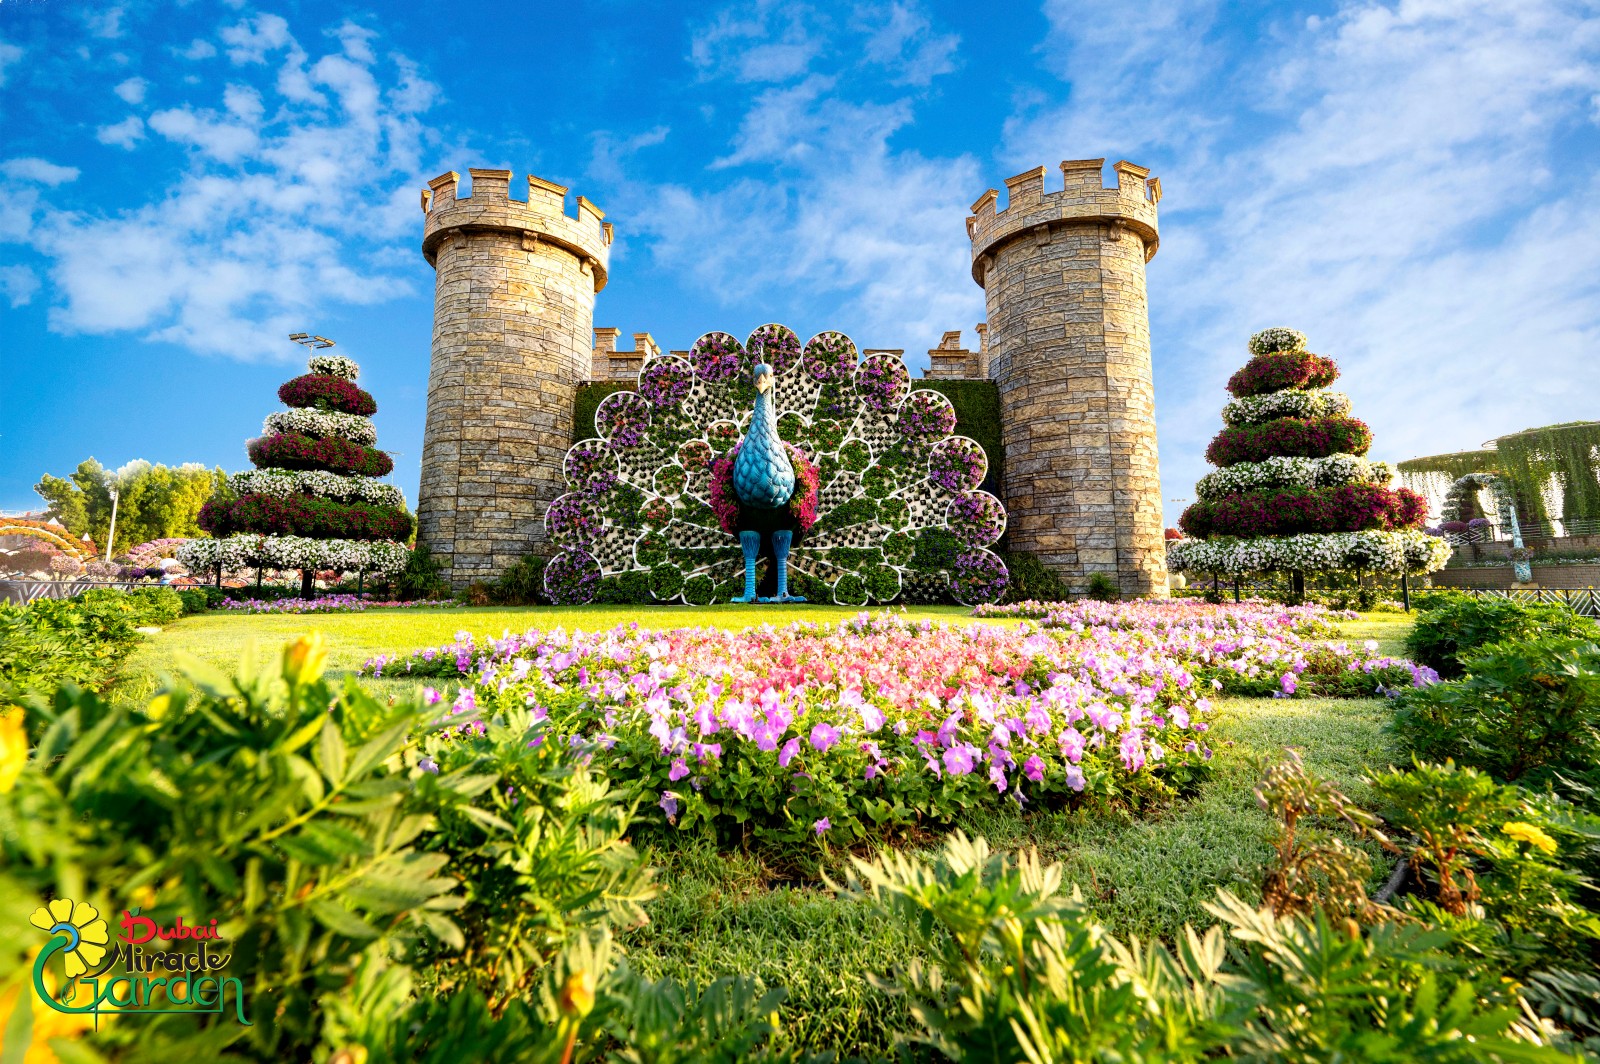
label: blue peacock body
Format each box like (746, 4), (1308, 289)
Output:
(543, 324), (1009, 606)
(732, 371), (795, 510)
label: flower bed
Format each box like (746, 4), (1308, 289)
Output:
(359, 602), (1433, 846)
(220, 594), (452, 614)
(1179, 484), (1428, 538)
(277, 373), (378, 416)
(247, 433), (393, 476)
(1205, 417), (1372, 466)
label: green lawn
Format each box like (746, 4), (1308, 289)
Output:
(110, 605), (1416, 1057)
(114, 602), (978, 703)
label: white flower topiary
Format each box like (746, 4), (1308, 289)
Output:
(230, 469), (405, 508)
(1167, 528), (1451, 574)
(308, 353), (360, 380)
(1194, 455), (1393, 501)
(1221, 390), (1351, 426)
(262, 409), (377, 446)
(1247, 327), (1308, 356)
(177, 535), (409, 575)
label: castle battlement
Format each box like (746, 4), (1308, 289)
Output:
(589, 328), (661, 381)
(967, 158), (1160, 284)
(922, 325), (990, 380)
(421, 168), (613, 291)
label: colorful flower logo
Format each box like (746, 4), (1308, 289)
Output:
(30, 899), (110, 978)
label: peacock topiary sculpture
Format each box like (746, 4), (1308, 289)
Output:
(543, 324), (1009, 606)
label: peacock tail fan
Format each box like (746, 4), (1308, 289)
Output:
(545, 324), (1009, 606)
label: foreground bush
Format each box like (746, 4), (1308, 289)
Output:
(1404, 595), (1599, 678)
(835, 833), (1575, 1062)
(0, 641), (796, 1062)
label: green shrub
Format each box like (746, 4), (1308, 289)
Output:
(1086, 572), (1120, 602)
(835, 833), (1559, 1062)
(1390, 636), (1600, 794)
(682, 574), (716, 606)
(1404, 596), (1598, 677)
(0, 587), (186, 694)
(649, 564), (685, 602)
(598, 571), (651, 605)
(833, 573), (867, 606)
(392, 542), (450, 601)
(999, 550), (1068, 604)
(1369, 760), (1599, 971)
(489, 552), (548, 606)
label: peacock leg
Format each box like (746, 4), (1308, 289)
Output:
(731, 531), (761, 603)
(764, 529), (806, 603)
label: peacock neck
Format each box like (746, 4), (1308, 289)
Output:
(752, 390), (778, 440)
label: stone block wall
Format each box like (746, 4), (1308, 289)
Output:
(417, 169), (612, 588)
(969, 159), (1168, 598)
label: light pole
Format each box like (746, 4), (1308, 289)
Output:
(105, 487), (120, 564)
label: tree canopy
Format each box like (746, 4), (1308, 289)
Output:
(35, 459), (226, 555)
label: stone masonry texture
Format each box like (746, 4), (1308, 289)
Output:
(969, 159), (1169, 598)
(418, 169), (612, 588)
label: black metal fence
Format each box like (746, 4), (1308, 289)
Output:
(1427, 586), (1599, 617)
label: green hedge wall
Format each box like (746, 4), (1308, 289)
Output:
(575, 378), (1006, 491)
(573, 382), (630, 440)
(912, 380), (1004, 493)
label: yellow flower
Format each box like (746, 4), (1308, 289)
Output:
(0, 708), (25, 794)
(0, 956), (97, 1064)
(558, 969), (596, 1017)
(283, 633), (329, 687)
(1501, 821), (1558, 855)
(29, 899), (110, 979)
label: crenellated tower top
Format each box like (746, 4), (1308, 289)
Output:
(421, 168), (614, 291)
(966, 159), (1160, 285)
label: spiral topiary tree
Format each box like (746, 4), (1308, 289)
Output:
(1167, 327), (1450, 596)
(178, 352), (412, 596)
(544, 324), (1008, 606)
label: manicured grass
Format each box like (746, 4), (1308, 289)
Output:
(110, 604), (1414, 1058)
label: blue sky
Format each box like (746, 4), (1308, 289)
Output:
(2, 0), (1597, 521)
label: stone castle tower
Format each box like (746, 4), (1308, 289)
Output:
(967, 158), (1168, 598)
(416, 168), (612, 587)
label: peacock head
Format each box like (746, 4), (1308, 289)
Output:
(752, 363), (775, 394)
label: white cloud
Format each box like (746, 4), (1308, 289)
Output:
(0, 265), (40, 307)
(114, 76), (147, 104)
(177, 39), (218, 61)
(96, 115), (146, 149)
(87, 6), (127, 40)
(690, 2), (826, 83)
(0, 39), (22, 87)
(4, 16), (445, 362)
(0, 158), (82, 185)
(856, 2), (960, 85)
(221, 14), (293, 65)
(1006, 0), (1600, 521)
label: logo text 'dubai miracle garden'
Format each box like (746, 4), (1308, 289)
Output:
(30, 899), (251, 1026)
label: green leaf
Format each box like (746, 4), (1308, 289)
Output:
(345, 721), (410, 781)
(317, 718), (347, 783)
(308, 899), (378, 940)
(277, 820), (372, 866)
